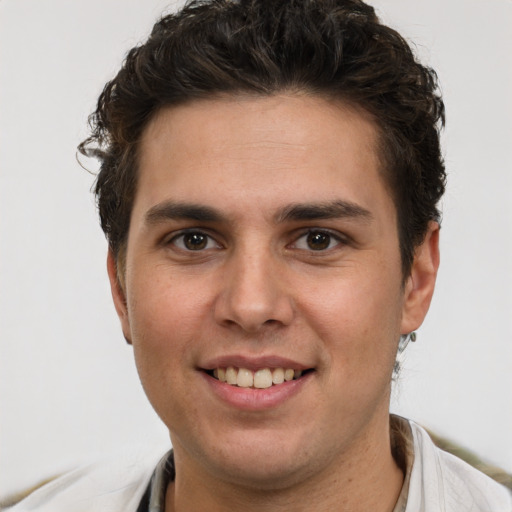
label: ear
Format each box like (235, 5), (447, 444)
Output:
(107, 249), (132, 344)
(401, 221), (440, 334)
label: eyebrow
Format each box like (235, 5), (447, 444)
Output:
(275, 200), (373, 223)
(145, 201), (225, 225)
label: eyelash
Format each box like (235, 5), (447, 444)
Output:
(166, 228), (346, 253)
(167, 230), (222, 251)
(291, 229), (345, 252)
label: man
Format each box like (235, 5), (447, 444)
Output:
(10, 0), (511, 510)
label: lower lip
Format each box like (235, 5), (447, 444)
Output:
(201, 371), (313, 411)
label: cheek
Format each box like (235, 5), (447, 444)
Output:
(298, 268), (403, 371)
(126, 276), (207, 424)
(125, 274), (209, 387)
(128, 268), (209, 338)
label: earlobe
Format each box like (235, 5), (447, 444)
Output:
(107, 249), (133, 345)
(401, 222), (440, 334)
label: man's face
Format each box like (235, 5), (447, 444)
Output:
(109, 94), (437, 488)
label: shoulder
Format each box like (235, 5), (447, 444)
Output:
(6, 448), (167, 512)
(406, 420), (512, 512)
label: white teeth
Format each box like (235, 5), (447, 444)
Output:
(272, 367), (285, 385)
(226, 366), (237, 385)
(254, 368), (273, 389)
(211, 366), (306, 388)
(237, 368), (253, 388)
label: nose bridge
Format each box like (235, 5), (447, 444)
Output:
(214, 239), (293, 332)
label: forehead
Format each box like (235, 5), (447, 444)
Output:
(134, 94), (393, 223)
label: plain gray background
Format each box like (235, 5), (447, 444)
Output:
(1, 0), (511, 496)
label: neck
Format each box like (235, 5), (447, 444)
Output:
(165, 416), (405, 512)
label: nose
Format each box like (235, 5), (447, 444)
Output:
(213, 247), (294, 333)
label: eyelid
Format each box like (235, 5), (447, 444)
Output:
(165, 228), (223, 251)
(290, 228), (348, 251)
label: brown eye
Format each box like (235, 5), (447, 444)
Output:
(183, 233), (208, 250)
(171, 231), (219, 251)
(306, 231), (332, 250)
(292, 230), (342, 252)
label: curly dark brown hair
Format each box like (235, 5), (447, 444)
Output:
(79, 0), (446, 276)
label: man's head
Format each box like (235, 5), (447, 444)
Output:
(80, 0), (443, 496)
(79, 0), (445, 279)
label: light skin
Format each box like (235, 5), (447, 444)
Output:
(108, 94), (439, 512)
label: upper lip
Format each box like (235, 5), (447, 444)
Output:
(200, 354), (312, 372)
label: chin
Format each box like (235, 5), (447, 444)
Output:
(212, 454), (310, 491)
(195, 429), (324, 490)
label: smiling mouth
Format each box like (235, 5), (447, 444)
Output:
(206, 366), (313, 389)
